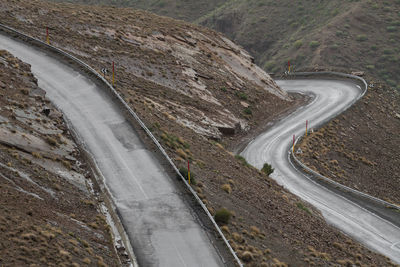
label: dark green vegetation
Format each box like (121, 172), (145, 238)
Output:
(178, 167), (196, 185)
(296, 202), (312, 215)
(261, 163), (274, 176)
(50, 0), (400, 90)
(214, 208), (231, 224)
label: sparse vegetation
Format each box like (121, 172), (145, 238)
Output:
(235, 155), (251, 167)
(261, 163), (274, 176)
(293, 39), (303, 49)
(214, 208), (231, 225)
(296, 202), (311, 214)
(243, 107), (252, 115)
(356, 34), (368, 42)
(309, 41), (320, 49)
(178, 167), (196, 185)
(45, 136), (58, 146)
(236, 91), (248, 100)
(4, 1), (396, 266)
(221, 183), (232, 194)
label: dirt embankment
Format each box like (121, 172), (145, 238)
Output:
(297, 79), (400, 206)
(0, 1), (398, 266)
(0, 50), (121, 266)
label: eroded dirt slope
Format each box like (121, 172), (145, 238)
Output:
(0, 50), (121, 266)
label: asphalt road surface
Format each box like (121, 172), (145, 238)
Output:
(241, 79), (400, 264)
(0, 34), (224, 267)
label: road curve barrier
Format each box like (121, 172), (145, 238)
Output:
(0, 23), (243, 266)
(284, 71), (400, 211)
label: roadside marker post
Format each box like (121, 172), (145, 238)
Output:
(46, 27), (49, 45)
(288, 60), (291, 73)
(112, 61), (115, 87)
(101, 68), (108, 78)
(187, 160), (191, 185)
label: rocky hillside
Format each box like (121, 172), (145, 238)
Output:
(0, 50), (123, 266)
(0, 1), (397, 266)
(52, 0), (226, 22)
(0, 0), (291, 141)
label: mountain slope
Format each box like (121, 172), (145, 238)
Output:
(52, 0), (226, 21)
(50, 0), (400, 89)
(0, 1), (397, 266)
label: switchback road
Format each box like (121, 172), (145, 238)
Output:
(241, 79), (400, 263)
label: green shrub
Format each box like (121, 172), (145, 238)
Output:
(178, 167), (196, 185)
(356, 34), (368, 42)
(296, 202), (311, 214)
(261, 163), (274, 176)
(309, 41), (320, 49)
(235, 155), (250, 167)
(383, 49), (393, 54)
(236, 91), (248, 100)
(387, 26), (397, 32)
(330, 44), (339, 50)
(214, 208), (231, 224)
(243, 107), (252, 115)
(293, 39), (303, 49)
(335, 30), (345, 37)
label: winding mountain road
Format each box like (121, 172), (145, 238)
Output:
(0, 34), (225, 267)
(1, 30), (400, 265)
(241, 79), (400, 263)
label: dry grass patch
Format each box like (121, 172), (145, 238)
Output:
(221, 183), (232, 194)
